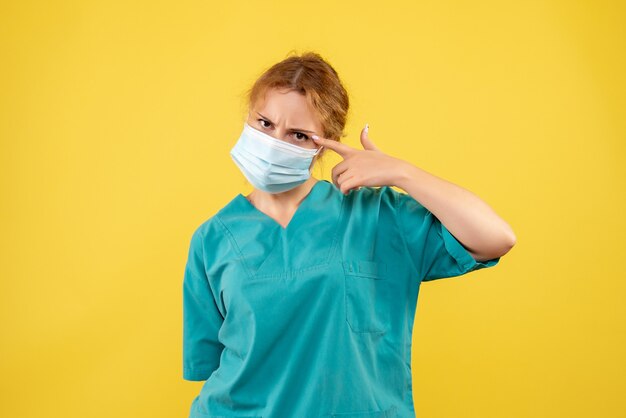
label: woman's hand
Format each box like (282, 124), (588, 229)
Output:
(312, 125), (412, 195)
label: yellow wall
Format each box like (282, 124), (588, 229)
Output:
(1, 1), (624, 417)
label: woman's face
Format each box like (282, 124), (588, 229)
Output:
(246, 88), (324, 152)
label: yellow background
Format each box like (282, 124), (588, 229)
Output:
(1, 1), (625, 417)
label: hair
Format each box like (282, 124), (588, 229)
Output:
(242, 51), (350, 157)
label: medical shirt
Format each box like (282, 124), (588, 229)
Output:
(182, 179), (500, 418)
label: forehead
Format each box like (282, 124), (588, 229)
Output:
(253, 88), (322, 129)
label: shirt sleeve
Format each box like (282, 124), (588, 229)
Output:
(182, 226), (225, 381)
(393, 188), (500, 282)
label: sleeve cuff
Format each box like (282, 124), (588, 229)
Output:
(441, 223), (501, 273)
(183, 366), (212, 381)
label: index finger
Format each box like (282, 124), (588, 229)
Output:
(312, 135), (355, 158)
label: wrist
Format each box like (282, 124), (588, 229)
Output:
(393, 160), (422, 190)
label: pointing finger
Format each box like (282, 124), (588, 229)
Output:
(312, 135), (355, 158)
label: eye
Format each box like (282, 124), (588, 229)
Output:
(257, 118), (271, 129)
(256, 118), (309, 142)
(292, 132), (309, 142)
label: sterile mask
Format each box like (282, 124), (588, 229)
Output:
(230, 121), (323, 194)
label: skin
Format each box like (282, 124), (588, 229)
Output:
(243, 87), (517, 262)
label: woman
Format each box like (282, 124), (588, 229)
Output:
(183, 52), (516, 418)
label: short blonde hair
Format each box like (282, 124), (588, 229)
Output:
(243, 51), (350, 151)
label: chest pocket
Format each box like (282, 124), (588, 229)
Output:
(343, 259), (389, 334)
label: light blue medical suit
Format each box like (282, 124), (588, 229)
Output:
(183, 179), (500, 417)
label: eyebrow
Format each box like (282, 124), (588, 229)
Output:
(256, 112), (316, 134)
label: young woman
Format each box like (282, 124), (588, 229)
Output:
(183, 51), (515, 418)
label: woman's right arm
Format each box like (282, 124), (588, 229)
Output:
(182, 227), (225, 381)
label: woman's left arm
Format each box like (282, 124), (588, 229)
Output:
(312, 128), (516, 262)
(393, 162), (516, 262)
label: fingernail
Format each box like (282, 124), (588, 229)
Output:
(312, 135), (319, 140)
(364, 123), (369, 133)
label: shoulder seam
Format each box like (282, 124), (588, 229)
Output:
(213, 215), (256, 280)
(392, 188), (421, 281)
(195, 220), (227, 319)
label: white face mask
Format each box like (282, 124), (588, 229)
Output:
(230, 122), (324, 194)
